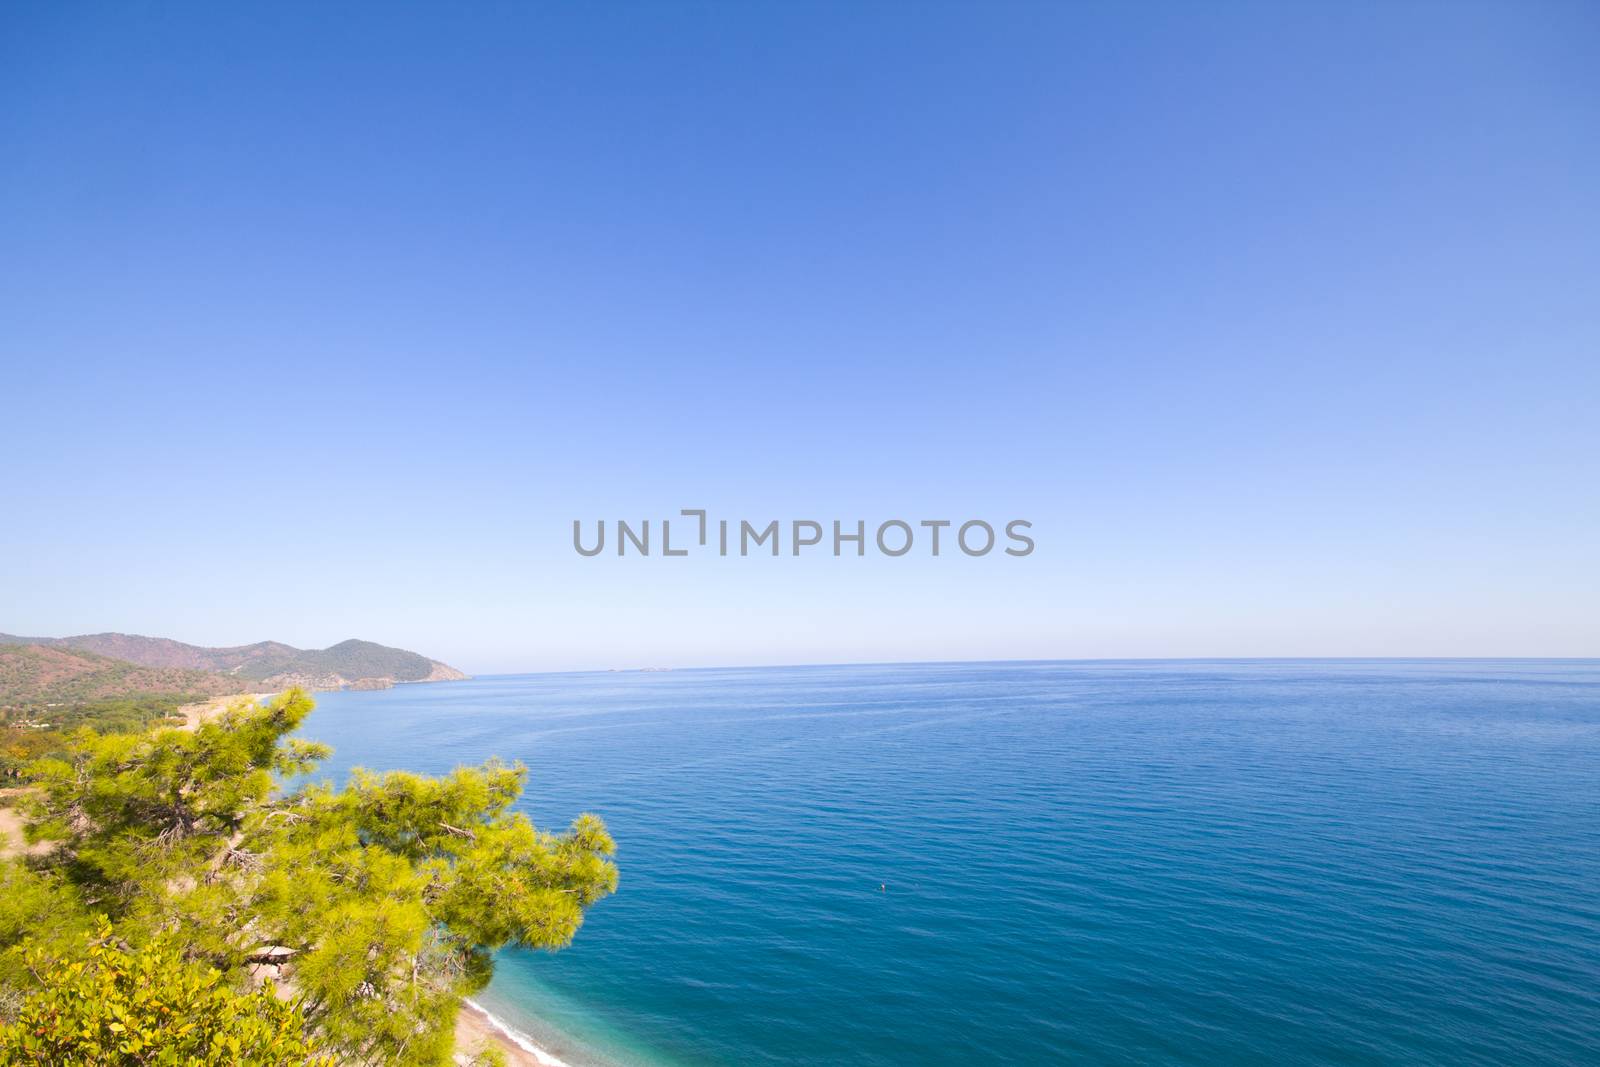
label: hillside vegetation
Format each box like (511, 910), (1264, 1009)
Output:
(1, 644), (247, 780)
(0, 633), (467, 690)
(0, 644), (243, 707)
(1, 635), (467, 779)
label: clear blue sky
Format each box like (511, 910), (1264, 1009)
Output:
(3, 3), (1596, 672)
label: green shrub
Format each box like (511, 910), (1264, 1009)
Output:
(0, 924), (331, 1066)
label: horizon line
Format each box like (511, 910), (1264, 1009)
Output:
(455, 654), (1600, 679)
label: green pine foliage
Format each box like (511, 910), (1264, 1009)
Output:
(0, 925), (331, 1066)
(0, 689), (618, 1065)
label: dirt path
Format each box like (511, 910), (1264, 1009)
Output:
(0, 786), (48, 860)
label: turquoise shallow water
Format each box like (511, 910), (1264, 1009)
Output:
(299, 661), (1600, 1065)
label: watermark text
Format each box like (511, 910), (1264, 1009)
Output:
(573, 511), (1034, 558)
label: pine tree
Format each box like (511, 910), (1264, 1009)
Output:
(0, 689), (618, 1066)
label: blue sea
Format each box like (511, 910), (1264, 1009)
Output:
(297, 661), (1600, 1065)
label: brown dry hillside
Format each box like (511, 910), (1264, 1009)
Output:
(0, 644), (247, 707)
(0, 633), (467, 690)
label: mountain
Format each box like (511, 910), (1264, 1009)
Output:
(0, 633), (468, 692)
(0, 644), (247, 707)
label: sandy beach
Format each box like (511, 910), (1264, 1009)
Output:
(177, 691), (277, 729)
(455, 999), (574, 1066)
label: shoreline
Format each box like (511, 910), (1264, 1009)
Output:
(456, 998), (575, 1067)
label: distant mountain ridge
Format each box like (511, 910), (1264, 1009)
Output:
(0, 633), (468, 692)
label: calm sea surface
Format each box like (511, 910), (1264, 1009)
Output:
(298, 661), (1600, 1065)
